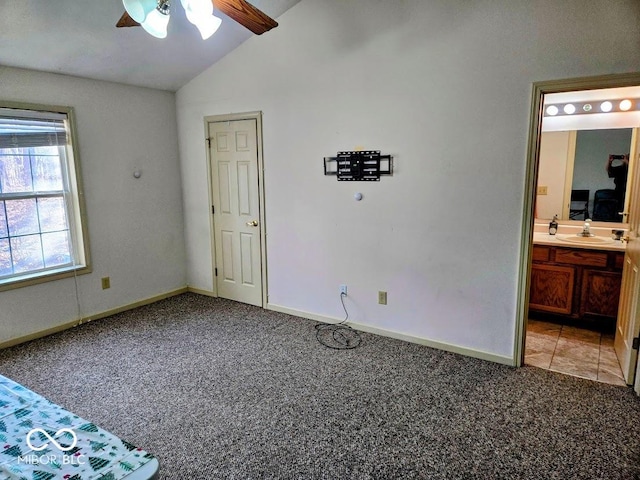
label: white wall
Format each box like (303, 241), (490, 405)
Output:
(177, 0), (640, 361)
(0, 67), (186, 344)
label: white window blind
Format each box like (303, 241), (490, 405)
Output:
(0, 108), (68, 149)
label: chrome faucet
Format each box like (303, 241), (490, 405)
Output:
(580, 219), (594, 237)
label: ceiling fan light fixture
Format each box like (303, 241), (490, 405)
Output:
(122, 0), (158, 23)
(117, 0), (276, 38)
(192, 14), (222, 39)
(181, 0), (221, 39)
(180, 0), (211, 17)
(141, 0), (171, 38)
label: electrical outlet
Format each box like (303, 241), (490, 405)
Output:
(340, 284), (347, 295)
(537, 185), (548, 195)
(101, 277), (110, 290)
(378, 291), (387, 305)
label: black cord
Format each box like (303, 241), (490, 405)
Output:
(315, 292), (362, 350)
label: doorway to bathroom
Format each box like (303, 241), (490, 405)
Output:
(517, 73), (640, 393)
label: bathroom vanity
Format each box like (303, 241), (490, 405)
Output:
(530, 232), (625, 327)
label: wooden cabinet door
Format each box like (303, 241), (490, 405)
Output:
(581, 269), (622, 318)
(529, 264), (575, 315)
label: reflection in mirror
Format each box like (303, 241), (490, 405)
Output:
(573, 129), (632, 222)
(537, 128), (634, 223)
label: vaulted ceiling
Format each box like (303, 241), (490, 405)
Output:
(0, 0), (300, 91)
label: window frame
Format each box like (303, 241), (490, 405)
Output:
(0, 101), (91, 291)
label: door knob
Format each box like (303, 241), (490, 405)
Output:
(246, 220), (258, 227)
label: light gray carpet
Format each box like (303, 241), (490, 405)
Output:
(1, 293), (639, 479)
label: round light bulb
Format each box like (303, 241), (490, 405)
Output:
(563, 104), (576, 115)
(546, 105), (559, 116)
(583, 104), (592, 112)
(600, 101), (613, 113)
(620, 99), (632, 111)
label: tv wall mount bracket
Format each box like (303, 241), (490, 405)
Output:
(324, 150), (393, 181)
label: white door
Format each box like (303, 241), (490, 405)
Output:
(615, 128), (640, 384)
(208, 119), (263, 307)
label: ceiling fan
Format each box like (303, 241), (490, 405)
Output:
(116, 0), (278, 38)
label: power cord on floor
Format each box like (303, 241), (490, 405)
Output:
(315, 292), (362, 350)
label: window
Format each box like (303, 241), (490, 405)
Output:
(0, 103), (90, 290)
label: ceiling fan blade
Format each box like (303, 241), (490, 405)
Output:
(116, 11), (141, 28)
(212, 0), (278, 35)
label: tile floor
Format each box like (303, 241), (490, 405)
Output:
(525, 319), (627, 386)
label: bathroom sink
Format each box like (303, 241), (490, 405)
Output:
(555, 234), (614, 245)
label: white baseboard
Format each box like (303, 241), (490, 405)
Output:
(267, 302), (515, 366)
(0, 287), (188, 350)
(3, 291), (513, 366)
(187, 286), (216, 297)
(267, 303), (344, 324)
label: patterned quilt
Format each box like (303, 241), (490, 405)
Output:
(0, 374), (157, 480)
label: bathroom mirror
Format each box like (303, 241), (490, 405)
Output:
(536, 127), (635, 223)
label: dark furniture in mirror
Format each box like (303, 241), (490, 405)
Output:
(569, 189), (590, 220)
(592, 189), (621, 222)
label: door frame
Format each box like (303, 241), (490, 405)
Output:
(203, 111), (268, 307)
(515, 72), (640, 367)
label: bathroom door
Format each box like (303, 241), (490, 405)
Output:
(615, 129), (640, 385)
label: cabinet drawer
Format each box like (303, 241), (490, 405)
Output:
(555, 249), (608, 267)
(615, 253), (625, 270)
(532, 246), (550, 262)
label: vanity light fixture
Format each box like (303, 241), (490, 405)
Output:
(620, 99), (633, 111)
(543, 98), (640, 117)
(600, 101), (613, 113)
